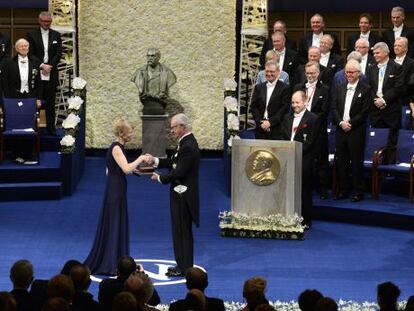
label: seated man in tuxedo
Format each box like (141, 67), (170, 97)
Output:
(256, 50), (289, 85)
(281, 91), (321, 228)
(332, 60), (371, 202)
(298, 13), (341, 64)
(294, 46), (333, 86)
(250, 61), (291, 140)
(347, 13), (381, 55)
(382, 6), (414, 58)
(293, 62), (330, 199)
(70, 264), (101, 311)
(355, 38), (376, 75)
(394, 37), (414, 108)
(9, 259), (35, 311)
(319, 34), (344, 75)
(366, 42), (404, 146)
(169, 267), (225, 311)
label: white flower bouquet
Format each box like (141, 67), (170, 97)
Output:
(67, 96), (84, 113)
(60, 135), (76, 153)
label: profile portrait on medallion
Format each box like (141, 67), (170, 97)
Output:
(245, 150), (280, 186)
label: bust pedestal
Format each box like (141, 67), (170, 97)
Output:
(141, 114), (168, 158)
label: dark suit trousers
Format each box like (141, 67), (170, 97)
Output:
(39, 80), (57, 131)
(370, 111), (401, 146)
(336, 128), (365, 195)
(170, 191), (193, 273)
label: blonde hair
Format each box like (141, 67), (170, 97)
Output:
(113, 119), (131, 138)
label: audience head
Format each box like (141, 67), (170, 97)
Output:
(185, 267), (208, 291)
(184, 288), (206, 311)
(60, 260), (82, 275)
(394, 37), (408, 57)
(264, 61), (280, 83)
(305, 61), (320, 83)
(0, 291), (16, 311)
(9, 259), (34, 289)
(265, 50), (280, 63)
(315, 297), (338, 311)
(391, 7), (405, 28)
(308, 46), (321, 62)
(320, 34), (334, 54)
(256, 304), (276, 311)
(359, 13), (373, 33)
(273, 20), (287, 34)
(310, 14), (325, 34)
(14, 39), (29, 57)
(41, 297), (70, 311)
(39, 11), (53, 30)
(117, 256), (137, 278)
(271, 31), (286, 51)
(112, 292), (137, 311)
(113, 119), (133, 143)
(171, 113), (192, 139)
(347, 51), (363, 63)
(243, 276), (267, 306)
(298, 289), (323, 311)
(372, 42), (390, 63)
(124, 272), (154, 307)
(377, 281), (401, 310)
(355, 38), (370, 56)
(345, 60), (361, 83)
(69, 264), (91, 292)
(291, 91), (307, 114)
(146, 47), (161, 68)
(47, 274), (75, 303)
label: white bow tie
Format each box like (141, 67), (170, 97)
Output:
(305, 82), (316, 88)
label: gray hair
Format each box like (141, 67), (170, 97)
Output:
(15, 38), (29, 49)
(346, 59), (362, 73)
(173, 113), (192, 131)
(305, 61), (320, 71)
(265, 60), (280, 71)
(39, 11), (52, 19)
(372, 42), (390, 54)
(347, 51), (362, 63)
(355, 38), (370, 49)
(391, 6), (405, 16)
(395, 36), (409, 50)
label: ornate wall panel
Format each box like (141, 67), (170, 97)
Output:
(78, 0), (236, 149)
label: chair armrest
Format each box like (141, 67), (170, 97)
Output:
(373, 146), (396, 167)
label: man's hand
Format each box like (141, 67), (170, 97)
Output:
(260, 120), (271, 132)
(151, 172), (159, 181)
(36, 100), (42, 109)
(41, 64), (52, 75)
(374, 97), (386, 109)
(144, 153), (155, 165)
(340, 121), (352, 132)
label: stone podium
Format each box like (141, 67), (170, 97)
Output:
(141, 114), (168, 158)
(231, 139), (302, 217)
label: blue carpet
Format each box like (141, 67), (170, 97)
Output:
(0, 157), (413, 304)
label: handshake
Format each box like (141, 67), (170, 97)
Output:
(136, 153), (160, 181)
(139, 153), (155, 165)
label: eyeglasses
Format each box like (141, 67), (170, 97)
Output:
(345, 70), (360, 74)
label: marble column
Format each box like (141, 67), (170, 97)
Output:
(141, 114), (168, 158)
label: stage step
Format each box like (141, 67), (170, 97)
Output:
(0, 181), (63, 201)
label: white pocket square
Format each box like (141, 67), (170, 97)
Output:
(389, 75), (394, 78)
(174, 185), (187, 194)
(358, 93), (362, 98)
(53, 40), (58, 44)
(319, 95), (323, 98)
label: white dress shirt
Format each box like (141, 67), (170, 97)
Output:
(305, 81), (317, 111)
(395, 54), (406, 65)
(360, 31), (370, 40)
(291, 109), (306, 141)
(18, 55), (29, 94)
(40, 28), (51, 81)
(376, 62), (388, 98)
(393, 24), (403, 40)
(276, 47), (286, 69)
(360, 54), (368, 75)
(264, 81), (276, 119)
(312, 32), (323, 47)
(343, 82), (358, 122)
(320, 52), (330, 67)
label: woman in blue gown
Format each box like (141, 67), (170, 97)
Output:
(84, 119), (145, 275)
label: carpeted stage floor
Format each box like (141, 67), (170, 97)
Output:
(0, 156), (413, 304)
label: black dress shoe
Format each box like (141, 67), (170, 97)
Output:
(351, 194), (364, 202)
(167, 265), (178, 272)
(334, 192), (349, 200)
(166, 269), (184, 277)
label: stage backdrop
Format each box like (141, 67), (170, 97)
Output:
(78, 0), (236, 149)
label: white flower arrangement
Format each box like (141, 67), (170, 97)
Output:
(223, 96), (238, 112)
(223, 78), (238, 91)
(227, 113), (239, 131)
(62, 113), (81, 129)
(72, 77), (87, 90)
(219, 210), (304, 233)
(227, 134), (240, 147)
(60, 134), (75, 147)
(223, 78), (239, 152)
(67, 96), (84, 111)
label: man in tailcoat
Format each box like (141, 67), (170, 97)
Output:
(347, 13), (381, 56)
(250, 61), (291, 140)
(281, 90), (321, 228)
(332, 60), (371, 202)
(27, 11), (62, 135)
(293, 61), (330, 199)
(148, 113), (200, 277)
(366, 42), (404, 146)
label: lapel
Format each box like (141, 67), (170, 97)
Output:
(306, 34), (312, 48)
(267, 81), (280, 104)
(350, 81), (363, 110)
(13, 57), (21, 85)
(36, 28), (45, 51)
(383, 61), (392, 87)
(312, 83), (321, 107)
(294, 111), (309, 140)
(286, 113), (294, 138)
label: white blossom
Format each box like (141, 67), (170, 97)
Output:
(223, 96), (238, 112)
(67, 96), (84, 110)
(223, 78), (237, 91)
(227, 113), (239, 131)
(62, 113), (81, 129)
(60, 135), (75, 147)
(72, 77), (87, 90)
(227, 135), (240, 147)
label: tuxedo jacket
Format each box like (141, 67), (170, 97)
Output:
(293, 81), (330, 120)
(298, 32), (341, 64)
(259, 36), (297, 68)
(169, 296), (225, 311)
(326, 53), (345, 74)
(346, 32), (381, 55)
(281, 109), (321, 160)
(294, 63), (333, 86)
(382, 26), (414, 58)
(281, 48), (299, 80)
(11, 289), (34, 311)
(2, 55), (41, 99)
(363, 54), (377, 74)
(0, 32), (11, 69)
(366, 59), (404, 115)
(27, 27), (62, 85)
(250, 80), (291, 138)
(158, 133), (200, 226)
(332, 81), (371, 131)
(72, 291), (101, 311)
